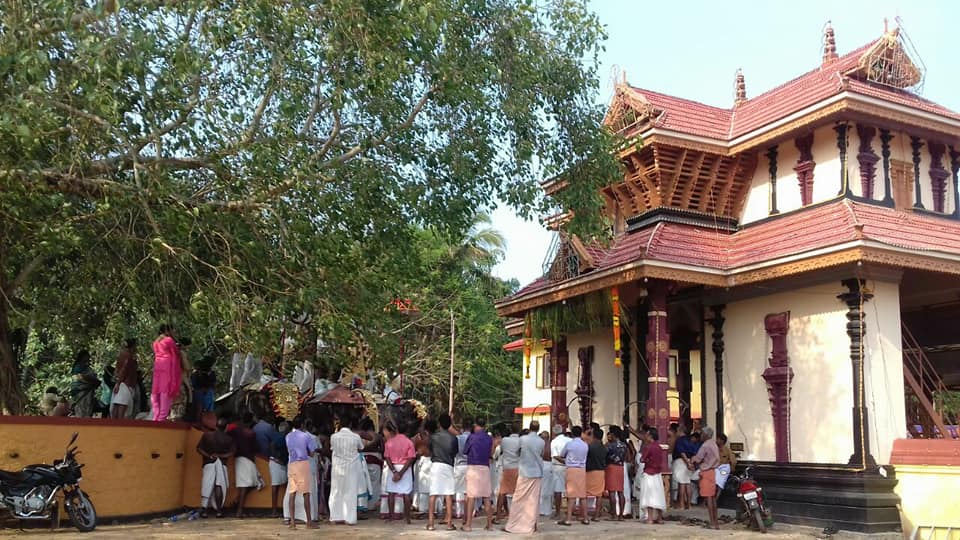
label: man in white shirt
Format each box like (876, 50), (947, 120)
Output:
(329, 417), (364, 525)
(549, 425), (571, 517)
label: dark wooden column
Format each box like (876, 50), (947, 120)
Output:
(856, 124), (879, 199)
(762, 312), (793, 463)
(950, 146), (960, 219)
(766, 146), (779, 215)
(621, 324), (632, 426)
(551, 338), (569, 429)
(880, 129), (894, 206)
(929, 142), (949, 213)
(836, 122), (849, 196)
(708, 304), (726, 434)
(575, 346), (594, 428)
(646, 282), (670, 438)
(911, 136), (925, 210)
(838, 279), (877, 467)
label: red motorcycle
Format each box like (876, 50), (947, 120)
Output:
(731, 466), (771, 533)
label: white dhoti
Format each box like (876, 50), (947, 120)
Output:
(414, 459), (432, 511)
(385, 463), (413, 494)
(429, 462), (455, 496)
(539, 461), (554, 516)
(453, 463), (467, 518)
(235, 456), (259, 488)
(364, 454), (382, 505)
(640, 472), (666, 511)
(552, 462), (567, 494)
(200, 459), (229, 509)
(329, 456), (359, 524)
(284, 460), (319, 523)
(355, 455), (373, 511)
(615, 463), (632, 516)
(379, 466), (403, 515)
(110, 382), (133, 406)
(269, 460), (287, 486)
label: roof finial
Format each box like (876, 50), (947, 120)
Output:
(822, 21), (838, 64)
(734, 69), (747, 106)
(884, 17), (889, 34)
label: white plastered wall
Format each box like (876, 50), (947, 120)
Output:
(717, 280), (905, 464)
(565, 329), (622, 429)
(520, 342), (552, 415)
(741, 125), (844, 224)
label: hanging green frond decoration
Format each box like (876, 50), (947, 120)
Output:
(528, 290), (612, 342)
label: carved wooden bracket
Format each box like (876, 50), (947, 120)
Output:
(762, 311), (793, 463)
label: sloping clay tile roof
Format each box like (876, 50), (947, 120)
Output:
(623, 37), (960, 141)
(505, 201), (960, 302)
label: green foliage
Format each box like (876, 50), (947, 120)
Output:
(527, 289), (611, 342)
(0, 0), (617, 413)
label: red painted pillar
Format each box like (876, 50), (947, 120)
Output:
(551, 339), (570, 429)
(645, 282), (670, 438)
(762, 312), (793, 463)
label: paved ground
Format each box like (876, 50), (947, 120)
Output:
(1, 508), (901, 539)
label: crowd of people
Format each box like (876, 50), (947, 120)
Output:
(39, 324), (217, 422)
(188, 409), (739, 534)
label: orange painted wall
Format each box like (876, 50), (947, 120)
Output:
(0, 417), (189, 518)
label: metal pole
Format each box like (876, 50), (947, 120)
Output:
(448, 308), (455, 415)
(399, 335), (404, 395)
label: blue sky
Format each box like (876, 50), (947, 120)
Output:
(492, 0), (959, 286)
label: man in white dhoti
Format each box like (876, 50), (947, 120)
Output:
(538, 431), (554, 516)
(453, 422), (471, 520)
(639, 427), (667, 524)
(230, 414), (261, 518)
(197, 418), (234, 518)
(426, 414), (458, 531)
(383, 422), (416, 523)
(505, 421), (545, 534)
(549, 425), (571, 517)
(329, 417), (365, 525)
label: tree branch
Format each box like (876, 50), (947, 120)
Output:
(3, 254), (44, 298)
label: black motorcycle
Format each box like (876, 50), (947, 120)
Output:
(0, 433), (97, 532)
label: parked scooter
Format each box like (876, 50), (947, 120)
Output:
(0, 433), (97, 532)
(730, 466), (771, 533)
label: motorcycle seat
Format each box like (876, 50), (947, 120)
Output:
(0, 469), (31, 484)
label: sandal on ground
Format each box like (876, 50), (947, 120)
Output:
(460, 525), (472, 532)
(581, 520), (590, 525)
(446, 524), (457, 530)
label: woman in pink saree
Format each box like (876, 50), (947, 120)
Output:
(151, 324), (182, 421)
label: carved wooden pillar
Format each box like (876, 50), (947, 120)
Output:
(708, 304), (726, 434)
(767, 146), (779, 215)
(911, 136), (925, 210)
(928, 142), (949, 213)
(838, 279), (877, 467)
(762, 312), (793, 463)
(836, 123), (850, 196)
(794, 133), (816, 206)
(621, 324), (632, 426)
(856, 124), (879, 199)
(880, 129), (894, 206)
(645, 282), (670, 437)
(575, 346), (594, 428)
(950, 147), (960, 219)
(551, 339), (569, 429)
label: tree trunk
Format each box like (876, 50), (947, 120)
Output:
(0, 300), (27, 414)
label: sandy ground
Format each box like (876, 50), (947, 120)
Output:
(1, 508), (901, 540)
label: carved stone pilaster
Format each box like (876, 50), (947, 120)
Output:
(928, 142), (949, 213)
(836, 123), (850, 196)
(795, 133), (816, 206)
(708, 304), (726, 434)
(838, 279), (876, 468)
(762, 312), (793, 463)
(911, 136), (925, 210)
(767, 146), (779, 215)
(575, 346), (594, 428)
(950, 147), (960, 219)
(880, 129), (894, 206)
(856, 124), (879, 199)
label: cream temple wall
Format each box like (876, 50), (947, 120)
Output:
(740, 122), (957, 224)
(709, 279), (904, 465)
(519, 342), (552, 427)
(565, 329), (623, 430)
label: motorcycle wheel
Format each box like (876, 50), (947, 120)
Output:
(752, 508), (767, 534)
(66, 490), (97, 532)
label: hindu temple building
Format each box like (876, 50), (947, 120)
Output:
(497, 24), (960, 533)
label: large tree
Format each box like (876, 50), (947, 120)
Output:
(0, 0), (617, 412)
